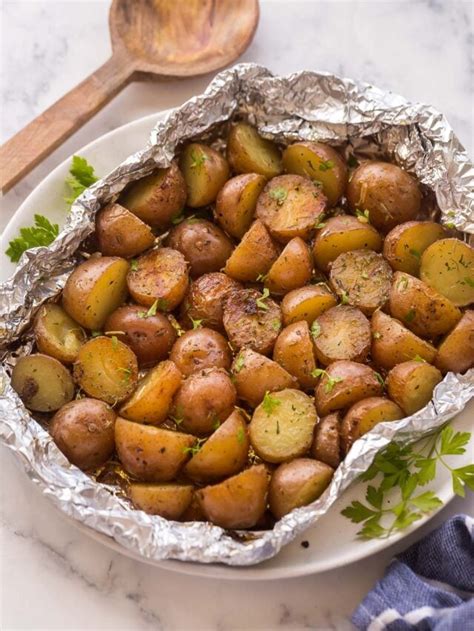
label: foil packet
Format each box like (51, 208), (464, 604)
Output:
(0, 64), (473, 566)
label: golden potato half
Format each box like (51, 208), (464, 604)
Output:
(387, 361), (443, 415)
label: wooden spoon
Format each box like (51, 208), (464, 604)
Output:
(0, 0), (259, 194)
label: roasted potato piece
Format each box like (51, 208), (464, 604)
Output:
(311, 413), (341, 469)
(215, 173), (267, 238)
(340, 397), (404, 453)
(126, 247), (188, 310)
(223, 288), (282, 355)
(371, 310), (437, 369)
(11, 354), (75, 412)
(249, 389), (317, 463)
(172, 368), (237, 436)
(62, 256), (129, 330)
(282, 141), (348, 206)
(329, 250), (392, 315)
(34, 303), (86, 364)
(180, 492), (207, 521)
(73, 336), (138, 405)
(231, 348), (297, 407)
(196, 464), (270, 529)
(435, 311), (474, 374)
(315, 361), (383, 416)
(180, 273), (241, 331)
(312, 305), (371, 365)
(170, 328), (232, 377)
(387, 361), (443, 415)
(119, 360), (182, 424)
(383, 221), (446, 275)
(269, 458), (334, 519)
(281, 284), (337, 326)
(420, 238), (474, 307)
(184, 410), (249, 482)
(346, 161), (421, 232)
(273, 321), (318, 389)
(389, 272), (461, 338)
(179, 143), (230, 207)
(104, 305), (176, 367)
(312, 214), (383, 273)
(95, 203), (155, 258)
(265, 237), (313, 295)
(256, 174), (326, 242)
(115, 417), (195, 482)
(166, 218), (233, 278)
(119, 162), (186, 228)
(223, 220), (280, 282)
(50, 398), (115, 470)
(128, 483), (193, 519)
(226, 122), (282, 179)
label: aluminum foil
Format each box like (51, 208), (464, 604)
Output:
(0, 64), (473, 566)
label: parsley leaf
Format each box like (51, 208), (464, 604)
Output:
(319, 160), (334, 172)
(311, 321), (321, 339)
(65, 155), (98, 205)
(256, 288), (270, 311)
(262, 391), (281, 415)
(355, 208), (370, 224)
(6, 214), (59, 262)
(269, 187), (288, 205)
(233, 353), (245, 374)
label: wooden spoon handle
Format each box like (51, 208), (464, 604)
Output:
(0, 51), (135, 195)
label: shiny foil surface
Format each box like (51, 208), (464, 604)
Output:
(0, 64), (473, 566)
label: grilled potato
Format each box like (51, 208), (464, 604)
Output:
(34, 303), (86, 364)
(281, 284), (337, 326)
(95, 203), (155, 258)
(170, 328), (232, 377)
(227, 122), (282, 179)
(386, 361), (443, 415)
(312, 305), (371, 365)
(435, 310), (474, 374)
(128, 483), (194, 519)
(215, 173), (267, 238)
(179, 143), (230, 207)
(224, 220), (280, 282)
(341, 397), (404, 453)
(180, 272), (241, 331)
(265, 237), (313, 295)
(311, 413), (342, 469)
(383, 221), (446, 275)
(273, 321), (318, 389)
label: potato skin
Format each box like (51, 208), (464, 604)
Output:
(34, 303), (86, 364)
(197, 464), (270, 529)
(180, 273), (241, 332)
(215, 173), (267, 238)
(281, 284), (337, 326)
(383, 221), (446, 275)
(311, 413), (342, 469)
(386, 361), (443, 415)
(265, 237), (313, 295)
(340, 397), (404, 453)
(166, 218), (233, 278)
(347, 161), (421, 232)
(273, 321), (318, 389)
(172, 368), (237, 436)
(227, 123), (282, 179)
(269, 458), (334, 519)
(126, 247), (189, 310)
(50, 398), (116, 470)
(115, 417), (195, 482)
(179, 143), (230, 207)
(95, 203), (155, 258)
(313, 305), (371, 365)
(389, 272), (461, 338)
(128, 483), (194, 519)
(435, 311), (474, 374)
(224, 220), (280, 282)
(170, 328), (232, 377)
(119, 162), (186, 228)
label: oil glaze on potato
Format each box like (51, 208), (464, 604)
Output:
(383, 221), (446, 275)
(265, 237), (313, 295)
(95, 203), (155, 258)
(12, 354), (75, 412)
(50, 398), (115, 470)
(340, 397), (404, 453)
(34, 303), (86, 364)
(273, 321), (318, 389)
(435, 311), (474, 374)
(387, 361), (443, 415)
(179, 143), (229, 207)
(170, 328), (232, 377)
(128, 483), (193, 519)
(62, 256), (129, 330)
(313, 305), (371, 365)
(215, 173), (267, 238)
(224, 220), (280, 282)
(281, 284), (337, 326)
(311, 413), (342, 469)
(227, 122), (282, 179)
(180, 273), (241, 331)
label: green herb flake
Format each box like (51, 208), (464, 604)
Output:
(262, 391), (281, 415)
(373, 331), (382, 340)
(315, 221), (326, 229)
(256, 273), (268, 282)
(190, 317), (203, 330)
(311, 321), (321, 339)
(91, 330), (102, 338)
(324, 375), (343, 393)
(319, 160), (334, 172)
(462, 276), (474, 288)
(237, 427), (245, 444)
(111, 335), (118, 350)
(233, 353), (245, 374)
(271, 319), (282, 332)
(190, 151), (207, 169)
(413, 354), (426, 363)
(355, 209), (370, 224)
(256, 288), (271, 311)
(409, 248), (421, 259)
(347, 154), (359, 168)
(183, 438), (206, 456)
(269, 187), (288, 205)
(340, 291), (350, 305)
(130, 259), (139, 272)
(405, 308), (416, 323)
(375, 372), (385, 387)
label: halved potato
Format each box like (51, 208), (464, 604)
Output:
(281, 284), (337, 326)
(273, 321), (318, 389)
(34, 303), (86, 364)
(311, 413), (342, 469)
(265, 237), (313, 295)
(128, 483), (193, 519)
(126, 247), (188, 310)
(179, 143), (230, 207)
(371, 310), (437, 369)
(115, 417), (195, 481)
(231, 348), (297, 407)
(435, 310), (474, 374)
(227, 122), (282, 179)
(249, 389), (317, 463)
(312, 305), (371, 365)
(389, 272), (461, 338)
(215, 173), (267, 238)
(11, 353), (75, 412)
(312, 215), (383, 273)
(197, 464), (270, 529)
(184, 410), (249, 482)
(170, 328), (232, 376)
(383, 221), (446, 275)
(224, 220), (280, 282)
(73, 336), (138, 405)
(95, 203), (155, 258)
(315, 361), (383, 416)
(340, 397), (404, 453)
(420, 238), (474, 307)
(119, 360), (182, 424)
(329, 250), (392, 315)
(180, 272), (241, 331)
(62, 256), (129, 330)
(269, 458), (334, 519)
(387, 361), (443, 415)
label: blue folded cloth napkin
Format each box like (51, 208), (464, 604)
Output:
(352, 514), (474, 630)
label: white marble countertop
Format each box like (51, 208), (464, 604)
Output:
(0, 1), (472, 629)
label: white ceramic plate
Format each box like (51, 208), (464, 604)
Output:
(1, 112), (472, 579)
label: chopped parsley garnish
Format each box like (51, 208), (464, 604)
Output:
(355, 208), (370, 224)
(311, 321), (321, 339)
(138, 298), (168, 318)
(256, 288), (271, 311)
(262, 391), (281, 415)
(319, 160), (334, 172)
(413, 354), (427, 363)
(234, 353), (245, 373)
(190, 151), (207, 169)
(190, 317), (203, 330)
(311, 368), (343, 392)
(237, 427), (245, 444)
(269, 187), (288, 205)
(130, 259), (139, 272)
(405, 308), (416, 323)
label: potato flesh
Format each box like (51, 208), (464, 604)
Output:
(169, 328), (232, 377)
(249, 389), (317, 463)
(341, 397), (404, 453)
(311, 413), (342, 469)
(128, 483), (193, 519)
(96, 203), (155, 258)
(227, 123), (282, 179)
(387, 361), (443, 415)
(265, 237), (313, 295)
(224, 220), (280, 282)
(179, 143), (230, 207)
(383, 221), (446, 275)
(215, 173), (267, 238)
(273, 321), (318, 389)
(180, 272), (241, 332)
(435, 311), (474, 374)
(281, 284), (337, 326)
(313, 305), (371, 365)
(34, 303), (86, 364)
